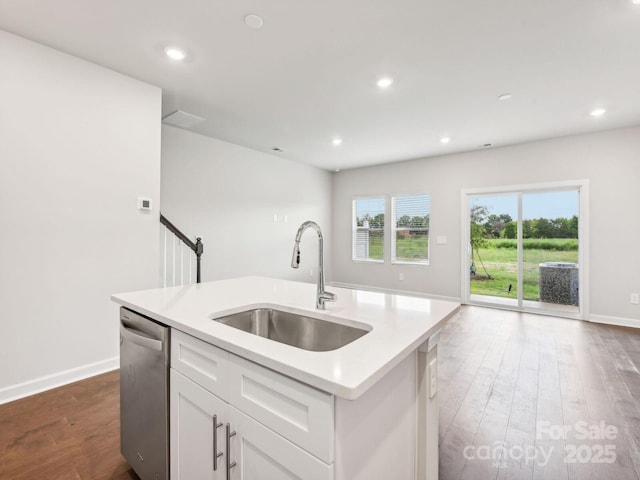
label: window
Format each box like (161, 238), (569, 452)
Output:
(352, 197), (385, 262)
(392, 194), (430, 264)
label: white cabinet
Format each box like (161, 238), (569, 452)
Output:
(170, 329), (436, 480)
(172, 329), (230, 400)
(227, 406), (332, 480)
(170, 368), (332, 480)
(170, 331), (333, 480)
(227, 353), (334, 463)
(170, 369), (227, 480)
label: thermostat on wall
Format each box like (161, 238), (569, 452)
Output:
(138, 197), (152, 211)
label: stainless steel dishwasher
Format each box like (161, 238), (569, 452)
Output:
(119, 307), (169, 480)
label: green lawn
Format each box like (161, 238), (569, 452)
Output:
(366, 236), (577, 301)
(368, 232), (384, 260)
(366, 234), (429, 262)
(471, 239), (578, 300)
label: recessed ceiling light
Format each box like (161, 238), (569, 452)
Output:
(590, 108), (606, 117)
(332, 138), (343, 146)
(334, 169), (341, 173)
(165, 47), (186, 61)
(440, 137), (451, 144)
(633, 0), (640, 5)
(272, 147), (285, 152)
(498, 93), (513, 101)
(244, 14), (264, 29)
(376, 77), (394, 89)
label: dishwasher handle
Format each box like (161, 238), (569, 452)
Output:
(120, 321), (164, 352)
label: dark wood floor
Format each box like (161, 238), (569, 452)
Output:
(1, 306), (639, 479)
(0, 370), (136, 480)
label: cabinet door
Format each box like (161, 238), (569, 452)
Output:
(228, 354), (334, 463)
(171, 369), (227, 480)
(227, 405), (333, 480)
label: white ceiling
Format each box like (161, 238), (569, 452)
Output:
(1, 0), (639, 171)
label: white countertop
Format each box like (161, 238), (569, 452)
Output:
(112, 276), (459, 400)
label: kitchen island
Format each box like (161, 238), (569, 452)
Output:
(112, 276), (459, 480)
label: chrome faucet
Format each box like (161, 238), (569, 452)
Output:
(291, 221), (336, 309)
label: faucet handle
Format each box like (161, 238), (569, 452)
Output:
(320, 291), (337, 302)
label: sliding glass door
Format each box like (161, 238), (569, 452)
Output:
(521, 191), (579, 314)
(468, 194), (519, 308)
(464, 183), (585, 318)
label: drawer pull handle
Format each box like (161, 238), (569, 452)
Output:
(213, 415), (223, 470)
(226, 423), (237, 479)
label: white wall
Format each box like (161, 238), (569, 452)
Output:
(332, 126), (640, 323)
(161, 126), (332, 284)
(0, 30), (161, 402)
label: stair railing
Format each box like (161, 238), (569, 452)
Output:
(160, 214), (203, 286)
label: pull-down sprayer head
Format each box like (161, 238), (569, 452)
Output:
(291, 242), (301, 268)
(290, 221), (320, 269)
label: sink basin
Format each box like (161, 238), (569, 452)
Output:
(214, 308), (369, 352)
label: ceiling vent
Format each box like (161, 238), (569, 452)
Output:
(162, 110), (206, 129)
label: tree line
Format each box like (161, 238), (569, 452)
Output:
(482, 213), (578, 239)
(357, 214), (429, 229)
(470, 205), (578, 277)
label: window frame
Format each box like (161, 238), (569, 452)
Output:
(351, 196), (385, 264)
(391, 193), (431, 266)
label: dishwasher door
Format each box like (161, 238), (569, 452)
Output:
(120, 307), (169, 480)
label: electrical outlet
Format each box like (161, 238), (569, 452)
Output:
(309, 269), (314, 277)
(273, 214), (278, 222)
(631, 293), (639, 305)
(399, 272), (404, 281)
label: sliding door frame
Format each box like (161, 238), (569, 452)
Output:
(461, 179), (590, 320)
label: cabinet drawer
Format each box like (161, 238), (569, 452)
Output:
(228, 355), (334, 463)
(229, 405), (333, 480)
(171, 330), (230, 400)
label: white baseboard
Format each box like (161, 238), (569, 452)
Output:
(0, 356), (119, 405)
(329, 281), (461, 303)
(589, 314), (640, 329)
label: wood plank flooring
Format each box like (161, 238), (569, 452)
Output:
(438, 306), (640, 480)
(0, 370), (136, 480)
(1, 305), (639, 479)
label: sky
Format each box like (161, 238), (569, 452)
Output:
(355, 191), (578, 221)
(470, 191), (579, 220)
(354, 197), (385, 219)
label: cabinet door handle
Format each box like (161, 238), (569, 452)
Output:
(226, 423), (237, 480)
(213, 415), (223, 471)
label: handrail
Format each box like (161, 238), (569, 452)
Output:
(160, 213), (203, 283)
(160, 214), (196, 250)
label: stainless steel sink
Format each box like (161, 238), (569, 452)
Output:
(214, 308), (369, 352)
